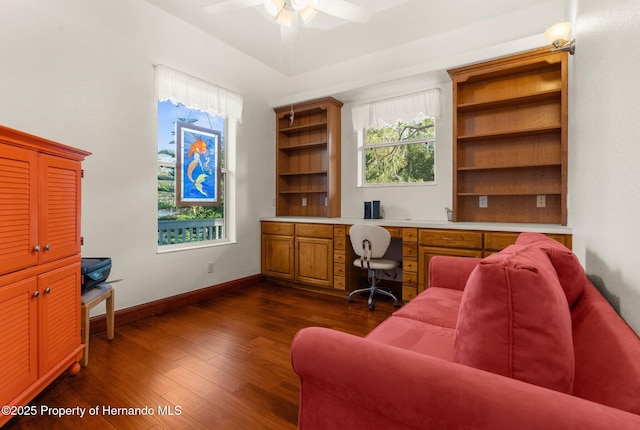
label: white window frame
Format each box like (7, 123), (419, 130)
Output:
(154, 65), (242, 253)
(357, 117), (437, 188)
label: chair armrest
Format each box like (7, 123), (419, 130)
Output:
(428, 255), (481, 291)
(291, 327), (640, 430)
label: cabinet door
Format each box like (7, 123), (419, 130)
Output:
(261, 234), (295, 280)
(38, 155), (82, 264)
(38, 262), (81, 375)
(418, 246), (482, 292)
(0, 143), (38, 275)
(0, 277), (38, 406)
(295, 237), (333, 288)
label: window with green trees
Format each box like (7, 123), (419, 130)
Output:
(157, 100), (227, 246)
(361, 115), (435, 185)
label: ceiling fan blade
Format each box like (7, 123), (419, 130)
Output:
(315, 0), (373, 23)
(203, 0), (263, 14)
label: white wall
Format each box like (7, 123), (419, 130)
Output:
(568, 0), (640, 333)
(0, 0), (282, 313)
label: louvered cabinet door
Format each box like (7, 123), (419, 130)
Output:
(38, 154), (81, 264)
(0, 276), (38, 406)
(38, 261), (81, 375)
(0, 143), (38, 276)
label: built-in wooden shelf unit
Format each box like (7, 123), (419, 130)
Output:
(274, 97), (343, 217)
(448, 47), (568, 225)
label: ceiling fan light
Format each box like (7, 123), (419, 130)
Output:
(291, 0), (308, 12)
(264, 0), (285, 17)
(299, 4), (317, 24)
(277, 8), (293, 28)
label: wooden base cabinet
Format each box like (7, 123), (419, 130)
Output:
(261, 222), (335, 289)
(261, 222), (295, 280)
(0, 126), (89, 427)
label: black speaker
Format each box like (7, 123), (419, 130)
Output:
(372, 200), (380, 219)
(364, 201), (372, 219)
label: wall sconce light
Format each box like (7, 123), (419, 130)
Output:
(544, 22), (575, 55)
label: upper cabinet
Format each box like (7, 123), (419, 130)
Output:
(274, 97), (342, 218)
(448, 47), (568, 225)
(0, 126), (90, 276)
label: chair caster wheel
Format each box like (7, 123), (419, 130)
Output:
(348, 296), (354, 303)
(368, 304), (375, 311)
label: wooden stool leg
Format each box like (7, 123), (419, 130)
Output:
(81, 304), (90, 367)
(106, 290), (115, 341)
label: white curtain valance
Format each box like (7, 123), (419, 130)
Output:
(351, 88), (441, 131)
(154, 64), (243, 123)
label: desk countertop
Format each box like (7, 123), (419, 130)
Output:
(260, 217), (572, 234)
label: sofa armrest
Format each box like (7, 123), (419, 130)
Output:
(428, 255), (481, 291)
(292, 327), (640, 430)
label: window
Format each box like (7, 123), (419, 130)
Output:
(362, 115), (435, 185)
(157, 101), (228, 246)
(352, 89), (440, 187)
(154, 65), (242, 250)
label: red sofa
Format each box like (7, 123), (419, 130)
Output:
(291, 233), (640, 429)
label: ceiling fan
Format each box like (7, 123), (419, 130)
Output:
(203, 0), (373, 25)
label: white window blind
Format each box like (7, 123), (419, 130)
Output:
(351, 88), (441, 131)
(154, 64), (243, 123)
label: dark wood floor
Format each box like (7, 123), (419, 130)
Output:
(4, 282), (395, 429)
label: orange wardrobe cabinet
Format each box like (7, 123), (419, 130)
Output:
(0, 125), (90, 426)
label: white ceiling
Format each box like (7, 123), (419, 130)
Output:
(144, 0), (560, 77)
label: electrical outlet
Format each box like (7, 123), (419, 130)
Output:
(479, 195), (488, 208)
(302, 197), (307, 206)
(536, 195), (546, 208)
(207, 262), (214, 273)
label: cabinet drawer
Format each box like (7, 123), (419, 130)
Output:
(334, 276), (346, 291)
(334, 250), (346, 264)
(419, 229), (482, 249)
(402, 242), (418, 258)
(484, 232), (572, 251)
(403, 272), (417, 286)
(403, 257), (418, 273)
(402, 286), (418, 301)
(262, 222), (294, 236)
(334, 263), (346, 277)
(484, 232), (518, 251)
(333, 237), (346, 250)
(402, 228), (418, 242)
(295, 223), (334, 239)
(334, 225), (346, 236)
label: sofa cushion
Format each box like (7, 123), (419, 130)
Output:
(392, 287), (463, 329)
(367, 316), (455, 361)
(454, 244), (575, 393)
(516, 232), (586, 307)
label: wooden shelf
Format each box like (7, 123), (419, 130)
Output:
(279, 170), (327, 176)
(457, 126), (561, 142)
(449, 47), (568, 225)
(278, 141), (327, 151)
(457, 162), (561, 171)
(456, 89), (561, 113)
(279, 122), (327, 135)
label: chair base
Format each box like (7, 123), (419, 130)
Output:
(348, 273), (400, 311)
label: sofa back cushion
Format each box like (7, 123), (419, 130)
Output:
(515, 233), (586, 307)
(454, 244), (575, 393)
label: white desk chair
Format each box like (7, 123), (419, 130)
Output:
(348, 224), (400, 311)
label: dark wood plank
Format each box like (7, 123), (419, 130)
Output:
(4, 282), (394, 429)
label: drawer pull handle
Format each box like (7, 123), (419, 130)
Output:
(442, 237), (455, 241)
